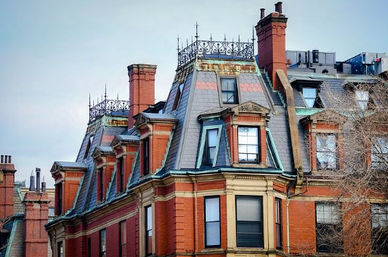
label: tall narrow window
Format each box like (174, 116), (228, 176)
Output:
(202, 129), (218, 166)
(100, 229), (106, 257)
(204, 196), (220, 247)
(143, 138), (150, 176)
(303, 88), (317, 108)
(236, 196), (263, 247)
(371, 136), (388, 170)
(355, 90), (369, 111)
(238, 127), (259, 163)
(57, 241), (63, 257)
(371, 204), (388, 254)
(99, 168), (104, 201)
(56, 183), (62, 215)
(221, 78), (238, 104)
(145, 205), (152, 256)
(118, 157), (124, 193)
(172, 83), (184, 111)
(316, 202), (342, 253)
(88, 238), (91, 257)
(275, 198), (282, 249)
(316, 134), (337, 170)
(119, 221), (127, 257)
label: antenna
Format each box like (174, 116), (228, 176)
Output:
(177, 35), (180, 53)
(195, 22), (199, 41)
(104, 84), (107, 100)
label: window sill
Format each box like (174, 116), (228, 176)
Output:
(233, 163), (266, 169)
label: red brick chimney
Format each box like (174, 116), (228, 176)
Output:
(255, 2), (288, 92)
(128, 64), (157, 128)
(0, 155), (15, 219)
(24, 189), (49, 257)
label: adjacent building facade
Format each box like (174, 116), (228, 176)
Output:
(46, 2), (388, 257)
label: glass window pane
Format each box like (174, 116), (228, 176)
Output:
(205, 197), (219, 222)
(305, 99), (316, 108)
(206, 222), (220, 246)
(237, 197), (261, 221)
(247, 145), (258, 154)
(146, 206), (152, 230)
(207, 129), (218, 147)
(303, 88), (317, 98)
(247, 154), (258, 162)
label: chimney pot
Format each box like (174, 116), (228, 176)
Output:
(1, 155), (3, 163)
(260, 8), (265, 19)
(275, 2), (283, 13)
(36, 168), (41, 192)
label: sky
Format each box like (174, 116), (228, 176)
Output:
(1, 0), (387, 187)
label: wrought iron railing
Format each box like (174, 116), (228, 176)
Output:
(89, 99), (129, 122)
(177, 39), (254, 69)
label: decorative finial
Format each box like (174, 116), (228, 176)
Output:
(177, 36), (180, 53)
(104, 83), (107, 100)
(195, 22), (199, 41)
(186, 38), (188, 47)
(224, 34), (227, 41)
(191, 36), (193, 44)
(238, 35), (241, 42)
(89, 93), (91, 108)
(252, 26), (255, 43)
(210, 33), (213, 41)
(117, 93), (119, 100)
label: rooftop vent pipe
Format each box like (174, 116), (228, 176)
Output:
(275, 2), (283, 13)
(260, 8), (265, 19)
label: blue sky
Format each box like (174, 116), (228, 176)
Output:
(1, 0), (387, 187)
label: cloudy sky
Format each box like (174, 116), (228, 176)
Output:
(1, 0), (387, 187)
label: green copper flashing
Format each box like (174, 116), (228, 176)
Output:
(196, 124), (223, 169)
(295, 108), (322, 116)
(105, 166), (116, 202)
(5, 219), (22, 257)
(266, 128), (284, 171)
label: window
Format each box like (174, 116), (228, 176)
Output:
(221, 78), (238, 104)
(172, 83), (184, 111)
(316, 134), (337, 170)
(118, 157), (124, 193)
(57, 241), (64, 257)
(238, 127), (259, 163)
(119, 221), (127, 257)
(205, 196), (220, 247)
(202, 129), (218, 166)
(56, 182), (62, 215)
(371, 204), (388, 254)
(99, 168), (104, 201)
(371, 136), (388, 170)
(275, 198), (282, 249)
(100, 229), (106, 257)
(143, 138), (150, 176)
(355, 90), (369, 111)
(88, 237), (91, 257)
(303, 88), (317, 108)
(315, 202), (342, 253)
(236, 196), (263, 247)
(145, 205), (152, 256)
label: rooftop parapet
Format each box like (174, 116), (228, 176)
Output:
(89, 98), (129, 123)
(177, 38), (254, 69)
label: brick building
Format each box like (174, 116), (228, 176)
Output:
(0, 156), (55, 257)
(46, 2), (388, 257)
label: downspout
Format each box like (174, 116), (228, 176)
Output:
(189, 175), (198, 255)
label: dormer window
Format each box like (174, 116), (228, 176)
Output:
(118, 157), (124, 193)
(221, 78), (238, 104)
(303, 87), (317, 108)
(98, 168), (104, 201)
(172, 83), (184, 111)
(84, 135), (94, 159)
(355, 90), (369, 111)
(238, 127), (259, 163)
(202, 129), (218, 166)
(142, 138), (150, 176)
(316, 134), (337, 170)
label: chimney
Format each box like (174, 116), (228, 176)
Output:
(0, 155), (16, 219)
(260, 8), (265, 19)
(29, 171), (35, 191)
(127, 64), (157, 128)
(255, 2), (288, 92)
(36, 168), (40, 192)
(23, 189), (49, 257)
